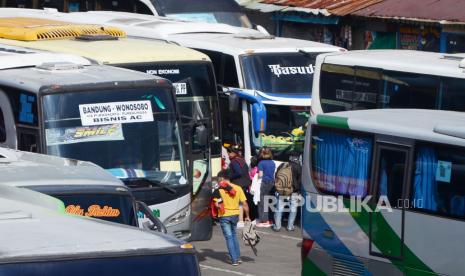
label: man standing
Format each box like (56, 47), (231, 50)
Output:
(272, 154), (302, 232)
(213, 169), (250, 266)
(227, 145), (251, 227)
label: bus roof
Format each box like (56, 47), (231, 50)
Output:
(160, 32), (343, 56)
(0, 8), (245, 37)
(0, 37), (209, 64)
(313, 109), (465, 148)
(0, 148), (124, 188)
(0, 184), (65, 212)
(0, 9), (343, 57)
(0, 14), (210, 64)
(317, 50), (465, 79)
(0, 188), (187, 262)
(70, 11), (342, 56)
(0, 43), (90, 69)
(53, 10), (246, 37)
(0, 63), (168, 93)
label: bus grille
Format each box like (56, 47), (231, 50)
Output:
(333, 256), (366, 276)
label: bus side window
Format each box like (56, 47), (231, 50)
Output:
(411, 143), (465, 219)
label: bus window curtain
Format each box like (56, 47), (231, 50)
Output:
(313, 130), (372, 197)
(413, 147), (438, 211)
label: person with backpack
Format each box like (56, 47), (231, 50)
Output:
(272, 153), (302, 232)
(256, 147), (275, 228)
(212, 169), (250, 266)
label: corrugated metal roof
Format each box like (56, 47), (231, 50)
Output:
(353, 0), (465, 23)
(237, 0), (384, 16)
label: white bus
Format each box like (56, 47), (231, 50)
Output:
(0, 185), (200, 275)
(0, 147), (165, 232)
(0, 43), (190, 239)
(37, 9), (344, 162)
(301, 109), (465, 276)
(311, 50), (465, 115)
(0, 13), (223, 240)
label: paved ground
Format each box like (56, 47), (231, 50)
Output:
(193, 224), (302, 276)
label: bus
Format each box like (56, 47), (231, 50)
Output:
(0, 14), (221, 240)
(311, 50), (465, 115)
(301, 109), (465, 276)
(0, 0), (253, 28)
(34, 9), (344, 162)
(0, 147), (165, 233)
(141, 0), (253, 28)
(0, 44), (191, 238)
(0, 185), (200, 276)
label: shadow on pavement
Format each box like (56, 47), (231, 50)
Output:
(196, 248), (255, 264)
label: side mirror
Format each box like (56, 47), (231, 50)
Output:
(136, 201), (167, 234)
(195, 125), (208, 147)
(229, 94), (240, 113)
(251, 102), (267, 134)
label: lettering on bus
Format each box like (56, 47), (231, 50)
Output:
(79, 100), (154, 126)
(268, 64), (314, 78)
(45, 124), (124, 146)
(65, 204), (121, 218)
(146, 69), (180, 75)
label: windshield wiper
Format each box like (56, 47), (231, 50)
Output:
(124, 178), (177, 194)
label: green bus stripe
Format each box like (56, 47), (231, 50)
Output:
(302, 258), (326, 276)
(344, 201), (437, 275)
(316, 115), (349, 130)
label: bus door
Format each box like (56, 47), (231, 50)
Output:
(188, 122), (212, 241)
(369, 136), (413, 260)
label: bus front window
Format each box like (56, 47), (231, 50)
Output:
(124, 62), (221, 156)
(241, 52), (322, 95)
(253, 104), (309, 160)
(42, 88), (187, 191)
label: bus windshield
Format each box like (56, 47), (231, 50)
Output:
(254, 104), (309, 159)
(124, 62), (220, 154)
(153, 0), (252, 28)
(42, 88), (187, 189)
(51, 192), (136, 226)
(241, 52), (321, 95)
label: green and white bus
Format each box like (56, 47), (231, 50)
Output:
(302, 109), (465, 276)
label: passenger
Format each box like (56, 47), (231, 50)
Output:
(256, 147), (275, 228)
(249, 156), (259, 180)
(248, 155), (260, 221)
(228, 145), (251, 228)
(213, 169), (250, 266)
(273, 153), (302, 232)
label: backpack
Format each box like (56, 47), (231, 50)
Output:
(274, 162), (293, 196)
(242, 221), (260, 256)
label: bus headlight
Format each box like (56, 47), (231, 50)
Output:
(164, 205), (190, 227)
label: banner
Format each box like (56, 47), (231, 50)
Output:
(45, 124), (124, 146)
